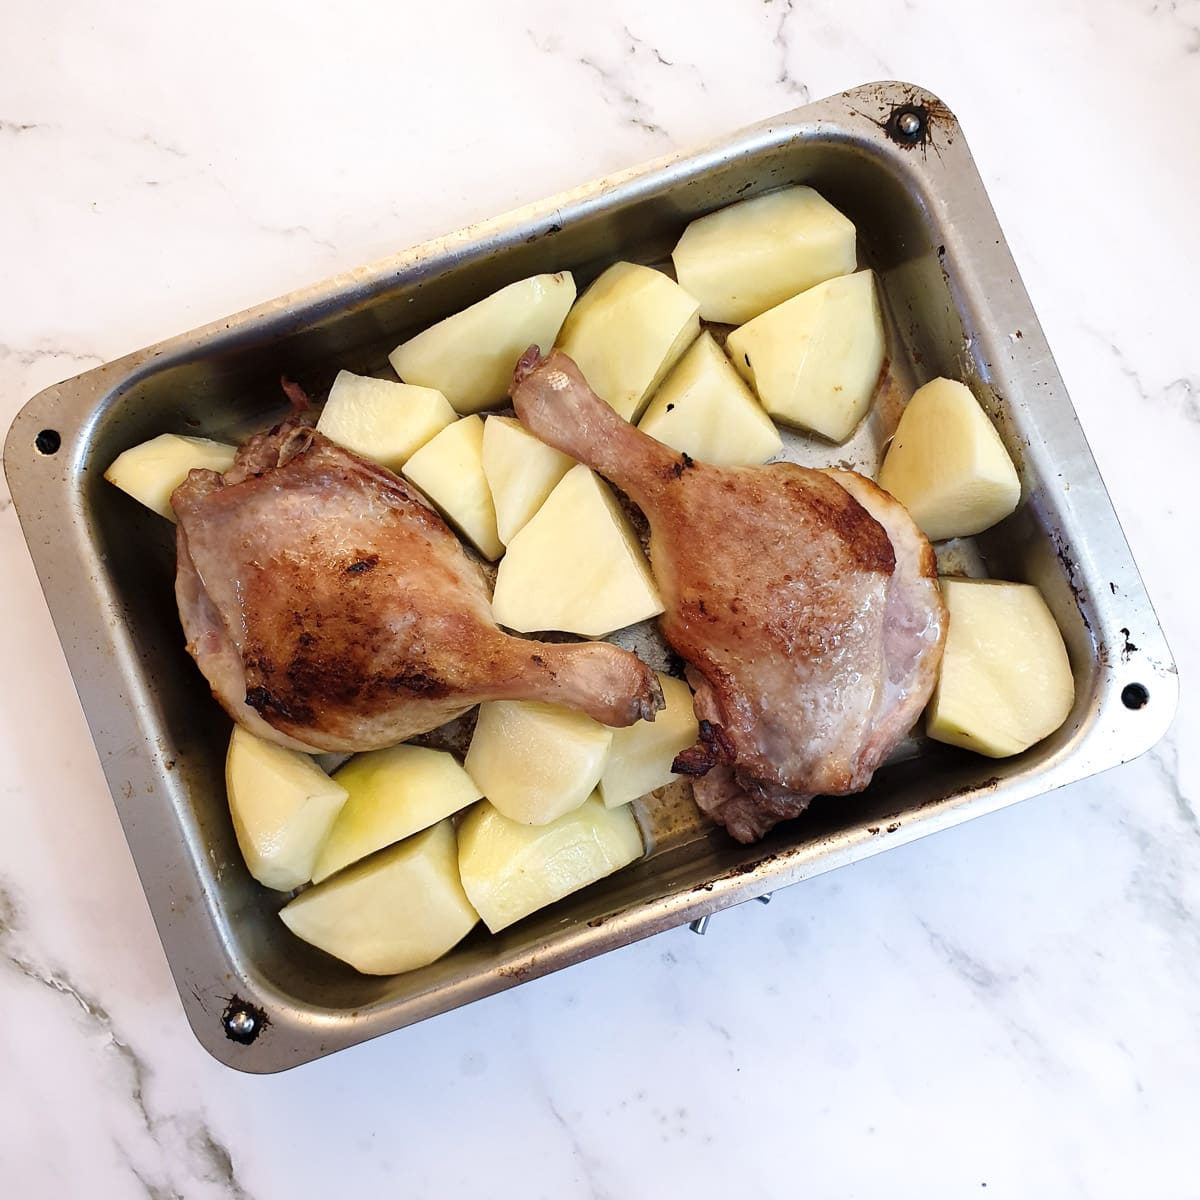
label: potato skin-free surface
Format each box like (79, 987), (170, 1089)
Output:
(638, 333), (782, 467)
(281, 820), (479, 975)
(482, 415), (574, 545)
(402, 415), (503, 561)
(727, 269), (885, 443)
(878, 377), (1021, 541)
(106, 433), (237, 521)
(389, 272), (576, 414)
(556, 261), (700, 422)
(599, 673), (699, 809)
(311, 744), (482, 883)
(672, 185), (857, 324)
(457, 796), (643, 933)
(225, 726), (349, 891)
(491, 464), (664, 637)
(465, 700), (613, 826)
(316, 371), (454, 473)
(927, 578), (1074, 757)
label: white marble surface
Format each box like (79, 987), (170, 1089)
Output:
(2, 1), (1198, 1196)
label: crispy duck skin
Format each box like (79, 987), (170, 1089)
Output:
(510, 347), (946, 843)
(172, 418), (662, 753)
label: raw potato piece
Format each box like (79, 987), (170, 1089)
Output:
(726, 269), (885, 443)
(316, 371), (455, 472)
(465, 700), (613, 825)
(877, 377), (1021, 541)
(402, 415), (503, 560)
(280, 820), (479, 975)
(599, 673), (699, 808)
(105, 434), (237, 520)
(389, 273), (577, 414)
(555, 262), (700, 421)
(225, 726), (349, 891)
(491, 464), (664, 636)
(311, 745), (483, 883)
(637, 332), (782, 466)
(482, 415), (574, 545)
(672, 185), (858, 324)
(927, 578), (1074, 757)
(457, 795), (643, 933)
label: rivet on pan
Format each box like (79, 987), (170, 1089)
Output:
(757, 893), (774, 905)
(897, 111), (922, 137)
(223, 1005), (261, 1043)
(689, 915), (711, 935)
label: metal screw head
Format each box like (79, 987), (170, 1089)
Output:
(887, 105), (929, 146)
(220, 996), (268, 1044)
(223, 1006), (259, 1043)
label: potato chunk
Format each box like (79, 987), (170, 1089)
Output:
(877, 377), (1021, 541)
(315, 371), (455, 472)
(457, 795), (643, 933)
(637, 332), (782, 466)
(280, 820), (478, 975)
(672, 185), (858, 324)
(104, 433), (237, 520)
(225, 726), (349, 891)
(491, 464), (663, 636)
(927, 578), (1075, 757)
(726, 269), (885, 443)
(481, 415), (574, 545)
(389, 272), (577, 414)
(555, 262), (700, 421)
(402, 415), (503, 560)
(465, 700), (613, 825)
(598, 673), (699, 808)
(311, 745), (483, 883)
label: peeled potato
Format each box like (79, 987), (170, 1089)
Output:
(637, 332), (782, 466)
(389, 272), (577, 414)
(481, 415), (574, 545)
(402, 415), (503, 560)
(280, 820), (479, 975)
(315, 370), (455, 472)
(465, 700), (613, 825)
(726, 269), (885, 443)
(491, 464), (663, 636)
(311, 745), (483, 883)
(556, 262), (700, 421)
(672, 185), (858, 324)
(877, 377), (1021, 541)
(104, 433), (237, 520)
(457, 795), (643, 933)
(225, 726), (349, 891)
(599, 673), (699, 808)
(927, 578), (1075, 757)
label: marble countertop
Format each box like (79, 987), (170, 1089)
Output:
(2, 2), (1197, 1196)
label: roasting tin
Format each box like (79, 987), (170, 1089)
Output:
(4, 82), (1177, 1072)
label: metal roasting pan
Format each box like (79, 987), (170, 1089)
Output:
(4, 82), (1177, 1072)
